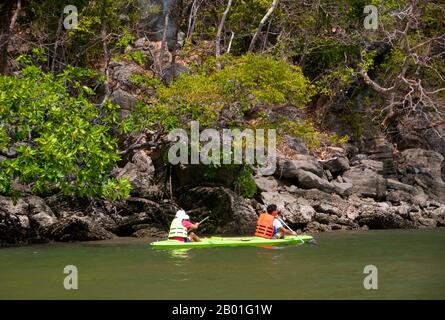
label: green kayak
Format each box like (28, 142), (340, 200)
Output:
(150, 235), (314, 249)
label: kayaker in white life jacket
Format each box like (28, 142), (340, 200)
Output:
(168, 210), (202, 242)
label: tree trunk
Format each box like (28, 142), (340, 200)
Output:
(187, 0), (201, 40)
(248, 0), (279, 52)
(215, 0), (233, 70)
(9, 0), (21, 31)
(171, 0), (187, 82)
(0, 0), (17, 74)
(100, 0), (110, 104)
(171, 22), (179, 81)
(101, 24), (110, 98)
(159, 2), (172, 76)
(261, 18), (272, 52)
(51, 13), (64, 72)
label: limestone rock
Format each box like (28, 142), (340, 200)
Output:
(254, 175), (279, 192)
(179, 186), (258, 235)
(342, 167), (387, 200)
(46, 216), (115, 241)
(320, 156), (350, 176)
(275, 156), (324, 179)
(114, 151), (157, 199)
(296, 169), (336, 193)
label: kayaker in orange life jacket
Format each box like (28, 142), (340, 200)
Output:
(168, 210), (202, 242)
(255, 204), (297, 239)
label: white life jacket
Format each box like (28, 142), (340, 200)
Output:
(168, 218), (188, 238)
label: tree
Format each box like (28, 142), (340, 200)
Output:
(0, 0), (18, 74)
(0, 64), (130, 200)
(359, 0), (445, 129)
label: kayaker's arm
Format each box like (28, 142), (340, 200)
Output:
(182, 220), (199, 231)
(280, 227), (296, 235)
(188, 223), (199, 230)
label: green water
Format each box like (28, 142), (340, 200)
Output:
(1, 229), (444, 299)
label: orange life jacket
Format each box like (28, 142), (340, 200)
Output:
(255, 213), (275, 239)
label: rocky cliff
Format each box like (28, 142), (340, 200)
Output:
(2, 141), (444, 246)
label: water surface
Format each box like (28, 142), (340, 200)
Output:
(1, 229), (444, 299)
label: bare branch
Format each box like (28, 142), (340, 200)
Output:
(227, 31), (235, 53)
(216, 0), (233, 70)
(187, 0), (202, 40)
(248, 0), (280, 52)
(51, 13), (64, 72)
(359, 1), (444, 128)
(359, 70), (395, 95)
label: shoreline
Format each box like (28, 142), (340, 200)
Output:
(2, 227), (444, 249)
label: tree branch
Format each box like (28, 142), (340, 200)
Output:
(248, 0), (280, 52)
(216, 0), (233, 70)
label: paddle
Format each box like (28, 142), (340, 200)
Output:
(197, 216), (209, 225)
(277, 217), (305, 244)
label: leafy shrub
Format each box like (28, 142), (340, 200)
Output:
(127, 50), (145, 66)
(141, 54), (313, 130)
(282, 119), (323, 149)
(234, 167), (257, 199)
(0, 65), (130, 200)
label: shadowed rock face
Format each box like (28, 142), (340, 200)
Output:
(399, 149), (444, 182)
(178, 186), (258, 235)
(138, 0), (179, 50)
(397, 148), (445, 201)
(396, 113), (445, 181)
(113, 150), (159, 199)
(46, 216), (115, 242)
(2, 141), (445, 245)
(0, 196), (57, 245)
(320, 156), (350, 177)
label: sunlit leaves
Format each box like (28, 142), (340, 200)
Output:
(0, 66), (129, 200)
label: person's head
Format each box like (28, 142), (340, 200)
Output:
(175, 210), (189, 220)
(266, 204), (280, 217)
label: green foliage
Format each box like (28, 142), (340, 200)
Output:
(129, 73), (162, 90)
(0, 65), (129, 200)
(158, 72), (223, 127)
(24, 0), (143, 66)
(282, 120), (323, 150)
(117, 30), (136, 48)
(101, 177), (132, 201)
(420, 2), (445, 36)
(282, 119), (349, 150)
(126, 102), (180, 133)
(150, 54), (312, 129)
(378, 48), (405, 78)
(127, 51), (146, 66)
(234, 167), (257, 199)
(340, 113), (364, 139)
(314, 67), (355, 96)
(304, 39), (360, 80)
(328, 133), (350, 146)
(216, 54), (313, 107)
(360, 50), (378, 73)
(16, 48), (48, 66)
